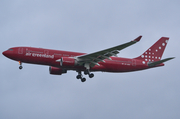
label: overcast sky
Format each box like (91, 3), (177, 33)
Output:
(0, 0), (179, 119)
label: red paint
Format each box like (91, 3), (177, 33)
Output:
(2, 36), (174, 82)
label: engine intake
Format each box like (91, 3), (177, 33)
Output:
(49, 66), (67, 75)
(60, 57), (77, 67)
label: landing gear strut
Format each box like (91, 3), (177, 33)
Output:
(19, 61), (23, 70)
(84, 69), (94, 78)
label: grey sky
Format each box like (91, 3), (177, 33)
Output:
(0, 0), (179, 119)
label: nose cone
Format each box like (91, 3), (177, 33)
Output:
(2, 50), (12, 58)
(3, 48), (16, 60)
(2, 51), (7, 57)
(2, 48), (17, 60)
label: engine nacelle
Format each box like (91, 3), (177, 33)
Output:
(60, 57), (77, 67)
(49, 66), (67, 75)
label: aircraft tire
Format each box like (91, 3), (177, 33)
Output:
(81, 78), (86, 82)
(89, 73), (94, 78)
(19, 66), (23, 70)
(76, 75), (81, 79)
(84, 71), (88, 75)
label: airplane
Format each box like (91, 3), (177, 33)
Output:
(2, 36), (174, 82)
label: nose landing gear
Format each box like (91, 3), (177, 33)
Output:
(18, 61), (23, 70)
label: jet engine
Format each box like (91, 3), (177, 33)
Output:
(60, 57), (77, 67)
(49, 66), (67, 75)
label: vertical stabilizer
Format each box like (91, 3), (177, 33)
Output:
(135, 37), (169, 62)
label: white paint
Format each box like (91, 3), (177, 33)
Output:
(155, 57), (157, 59)
(166, 40), (168, 43)
(149, 49), (151, 51)
(159, 47), (161, 49)
(149, 59), (151, 61)
(149, 52), (151, 54)
(159, 57), (161, 59)
(149, 56), (151, 58)
(142, 61), (145, 64)
(162, 43), (165, 46)
(145, 55), (147, 58)
(152, 56), (154, 58)
(145, 59), (147, 61)
(145, 52), (147, 54)
(156, 50), (158, 52)
(141, 55), (144, 58)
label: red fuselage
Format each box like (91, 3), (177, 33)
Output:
(2, 47), (163, 73)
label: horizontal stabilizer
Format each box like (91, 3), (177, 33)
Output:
(148, 57), (175, 67)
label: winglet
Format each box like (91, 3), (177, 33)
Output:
(133, 36), (142, 42)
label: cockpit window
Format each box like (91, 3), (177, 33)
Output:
(8, 49), (13, 51)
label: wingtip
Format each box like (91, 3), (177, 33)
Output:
(133, 35), (142, 42)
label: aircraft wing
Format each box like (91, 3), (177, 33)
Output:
(76, 36), (142, 67)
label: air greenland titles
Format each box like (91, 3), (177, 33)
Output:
(2, 36), (175, 82)
(25, 52), (54, 59)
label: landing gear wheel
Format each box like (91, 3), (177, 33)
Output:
(76, 75), (81, 79)
(81, 78), (86, 82)
(89, 73), (94, 78)
(19, 66), (23, 70)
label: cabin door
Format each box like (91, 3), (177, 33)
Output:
(132, 59), (136, 66)
(18, 48), (23, 54)
(44, 50), (49, 55)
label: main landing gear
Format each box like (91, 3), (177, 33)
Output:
(76, 70), (94, 82)
(84, 69), (94, 78)
(18, 61), (23, 70)
(76, 71), (86, 82)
